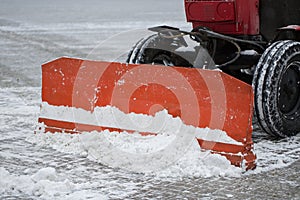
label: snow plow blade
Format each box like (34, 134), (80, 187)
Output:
(38, 57), (256, 170)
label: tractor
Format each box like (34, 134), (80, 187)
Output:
(39, 0), (300, 169)
(126, 0), (300, 137)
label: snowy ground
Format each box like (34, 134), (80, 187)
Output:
(0, 0), (299, 199)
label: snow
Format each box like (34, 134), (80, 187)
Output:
(249, 135), (300, 174)
(39, 102), (243, 145)
(0, 167), (107, 199)
(36, 99), (300, 177)
(28, 128), (242, 178)
(240, 50), (259, 56)
(35, 96), (300, 179)
(28, 119), (300, 179)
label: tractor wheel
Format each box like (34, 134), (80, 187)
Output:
(253, 40), (300, 137)
(126, 34), (191, 67)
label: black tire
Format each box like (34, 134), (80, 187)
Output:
(126, 35), (155, 64)
(126, 34), (191, 67)
(253, 40), (300, 137)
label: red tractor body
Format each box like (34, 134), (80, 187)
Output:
(185, 0), (300, 41)
(185, 0), (259, 35)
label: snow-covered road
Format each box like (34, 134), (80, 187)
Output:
(0, 0), (299, 199)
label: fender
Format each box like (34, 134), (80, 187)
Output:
(275, 25), (300, 41)
(278, 25), (300, 31)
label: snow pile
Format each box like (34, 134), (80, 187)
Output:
(0, 167), (107, 200)
(36, 102), (244, 176)
(152, 138), (242, 178)
(29, 129), (242, 178)
(39, 102), (242, 145)
(34, 101), (300, 178)
(29, 127), (300, 179)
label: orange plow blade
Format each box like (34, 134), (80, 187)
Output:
(38, 57), (256, 170)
